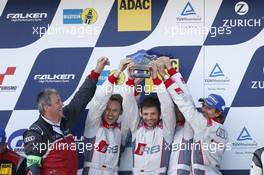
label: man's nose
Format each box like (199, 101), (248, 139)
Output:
(108, 110), (114, 115)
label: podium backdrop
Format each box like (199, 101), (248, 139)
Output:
(0, 0), (264, 174)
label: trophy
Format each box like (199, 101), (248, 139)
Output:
(126, 50), (158, 78)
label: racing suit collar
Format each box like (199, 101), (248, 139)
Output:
(39, 115), (64, 135)
(41, 115), (61, 126)
(101, 119), (119, 129)
(143, 119), (162, 130)
(176, 121), (185, 126)
(207, 118), (221, 126)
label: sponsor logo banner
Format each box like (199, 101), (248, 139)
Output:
(118, 0), (152, 31)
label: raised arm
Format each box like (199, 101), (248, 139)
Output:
(159, 56), (194, 103)
(122, 63), (141, 134)
(121, 77), (143, 147)
(164, 76), (207, 133)
(84, 74), (117, 137)
(84, 58), (132, 137)
(151, 61), (176, 143)
(63, 57), (109, 126)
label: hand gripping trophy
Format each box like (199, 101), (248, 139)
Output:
(126, 50), (158, 78)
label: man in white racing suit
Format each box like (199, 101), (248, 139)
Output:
(82, 58), (131, 175)
(123, 61), (176, 175)
(156, 58), (194, 175)
(161, 58), (228, 175)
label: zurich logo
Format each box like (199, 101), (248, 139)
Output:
(209, 63), (224, 77)
(235, 1), (249, 16)
(237, 127), (253, 141)
(181, 2), (196, 16)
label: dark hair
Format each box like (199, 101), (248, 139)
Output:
(140, 96), (161, 115)
(110, 94), (123, 114)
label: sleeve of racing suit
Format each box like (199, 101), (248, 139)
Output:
(168, 68), (195, 139)
(153, 77), (176, 143)
(83, 74), (117, 138)
(250, 148), (264, 175)
(63, 70), (99, 126)
(122, 78), (140, 135)
(120, 87), (140, 148)
(23, 127), (46, 175)
(16, 156), (27, 175)
(168, 68), (195, 104)
(164, 75), (207, 134)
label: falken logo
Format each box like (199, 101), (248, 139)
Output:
(34, 74), (75, 83)
(6, 13), (47, 22)
(209, 63), (224, 77)
(181, 2), (196, 16)
(237, 127), (252, 141)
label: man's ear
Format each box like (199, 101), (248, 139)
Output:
(43, 105), (49, 112)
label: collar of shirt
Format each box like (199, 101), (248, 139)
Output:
(41, 115), (63, 135)
(101, 119), (120, 129)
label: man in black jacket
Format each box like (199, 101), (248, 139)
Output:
(23, 57), (109, 175)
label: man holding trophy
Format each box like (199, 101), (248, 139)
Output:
(123, 52), (176, 174)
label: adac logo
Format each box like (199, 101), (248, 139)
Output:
(235, 1), (249, 16)
(181, 2), (196, 16)
(7, 129), (27, 154)
(118, 0), (152, 31)
(63, 8), (98, 24)
(237, 127), (252, 141)
(209, 63), (224, 77)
